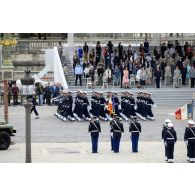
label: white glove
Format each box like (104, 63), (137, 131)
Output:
(118, 105), (121, 110)
(153, 104), (157, 108)
(110, 133), (113, 138)
(134, 105), (137, 110)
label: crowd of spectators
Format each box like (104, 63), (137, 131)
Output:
(0, 81), (64, 106)
(72, 40), (195, 89)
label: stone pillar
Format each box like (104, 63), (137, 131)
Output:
(0, 33), (16, 80)
(63, 33), (74, 63)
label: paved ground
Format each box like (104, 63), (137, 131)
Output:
(0, 98), (191, 163)
(0, 141), (188, 163)
(0, 105), (188, 143)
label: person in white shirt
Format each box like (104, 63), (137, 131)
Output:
(105, 67), (112, 86)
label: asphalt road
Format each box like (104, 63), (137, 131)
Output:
(0, 104), (188, 143)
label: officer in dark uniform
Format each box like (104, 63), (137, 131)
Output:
(184, 120), (195, 163)
(110, 114), (117, 151)
(129, 116), (141, 152)
(81, 92), (91, 121)
(88, 116), (101, 153)
(99, 92), (108, 121)
(164, 122), (177, 163)
(162, 119), (171, 161)
(110, 116), (124, 153)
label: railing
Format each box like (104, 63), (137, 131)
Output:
(10, 34), (195, 54)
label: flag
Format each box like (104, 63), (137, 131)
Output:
(175, 102), (193, 120)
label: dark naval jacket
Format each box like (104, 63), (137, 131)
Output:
(88, 120), (101, 136)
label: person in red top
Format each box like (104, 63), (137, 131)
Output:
(12, 84), (19, 106)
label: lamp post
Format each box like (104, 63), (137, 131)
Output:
(21, 68), (35, 163)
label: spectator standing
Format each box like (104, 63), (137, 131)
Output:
(154, 66), (161, 88)
(105, 67), (112, 86)
(83, 42), (89, 64)
(44, 83), (52, 105)
(113, 65), (121, 86)
(89, 66), (95, 88)
(174, 66), (181, 88)
(122, 66), (129, 89)
(78, 46), (83, 60)
(190, 64), (195, 88)
(146, 66), (152, 85)
(95, 41), (102, 67)
(73, 50), (79, 77)
(144, 39), (149, 53)
(89, 49), (95, 66)
(186, 63), (191, 86)
(75, 61), (83, 86)
(97, 63), (104, 86)
(165, 64), (172, 86)
(181, 63), (187, 85)
(118, 42), (123, 60)
(12, 84), (19, 106)
(139, 67), (146, 88)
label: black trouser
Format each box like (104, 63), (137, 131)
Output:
(156, 78), (160, 88)
(31, 105), (39, 116)
(191, 78), (195, 88)
(75, 74), (82, 86)
(46, 96), (51, 105)
(188, 139), (195, 158)
(167, 143), (175, 159)
(13, 95), (18, 105)
(182, 75), (186, 85)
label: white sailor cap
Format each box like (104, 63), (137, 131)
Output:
(77, 90), (83, 93)
(188, 120), (195, 125)
(165, 119), (171, 123)
(146, 92), (151, 95)
(167, 122), (174, 128)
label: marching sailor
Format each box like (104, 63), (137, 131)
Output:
(88, 116), (101, 153)
(129, 116), (141, 152)
(66, 91), (75, 121)
(164, 122), (177, 163)
(73, 90), (83, 121)
(145, 92), (155, 120)
(127, 92), (137, 119)
(90, 91), (100, 119)
(162, 119), (171, 161)
(110, 116), (124, 153)
(81, 92), (91, 121)
(184, 120), (195, 162)
(119, 92), (128, 121)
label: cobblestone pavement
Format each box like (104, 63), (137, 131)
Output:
(0, 141), (188, 163)
(0, 105), (188, 143)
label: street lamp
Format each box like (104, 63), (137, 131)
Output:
(21, 68), (35, 163)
